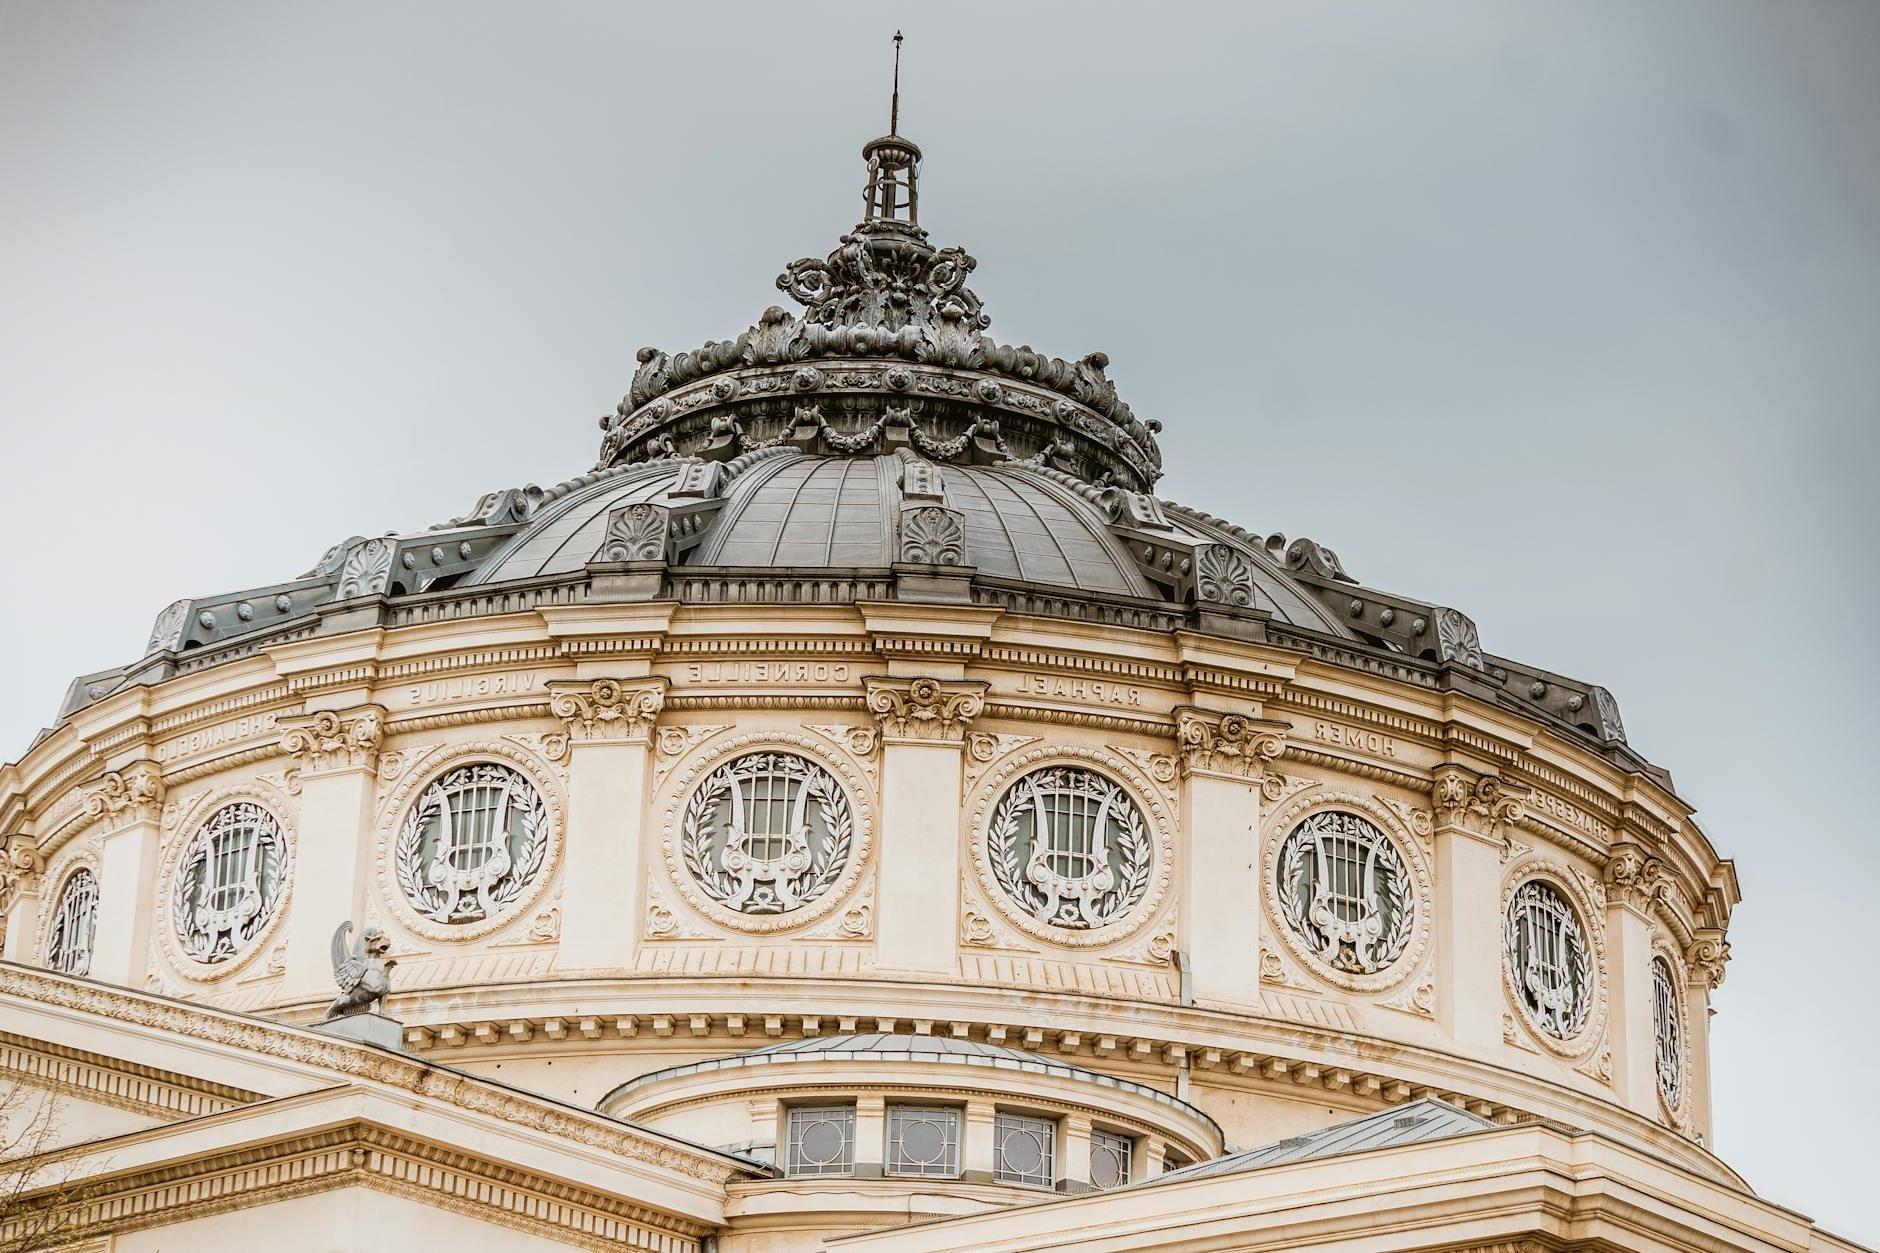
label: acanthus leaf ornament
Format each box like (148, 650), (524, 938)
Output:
(1433, 767), (1522, 842)
(1193, 544), (1257, 608)
(280, 706), (384, 775)
(1686, 928), (1731, 990)
(1604, 843), (1668, 912)
(549, 679), (665, 744)
(600, 502), (672, 563)
(83, 762), (165, 828)
(334, 537), (396, 600)
(1175, 708), (1284, 779)
(866, 677), (985, 744)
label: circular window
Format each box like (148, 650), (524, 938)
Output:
(679, 752), (853, 916)
(1652, 956), (1684, 1109)
(394, 762), (549, 925)
(172, 802), (287, 964)
(986, 766), (1151, 930)
(1505, 879), (1593, 1040)
(1275, 811), (1414, 975)
(45, 868), (99, 976)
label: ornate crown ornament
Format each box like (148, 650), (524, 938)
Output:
(592, 123), (1164, 492)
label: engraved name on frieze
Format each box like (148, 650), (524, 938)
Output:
(1009, 673), (1144, 708)
(154, 712), (282, 764)
(402, 672), (543, 707)
(1311, 720), (1398, 760)
(679, 662), (852, 684)
(1524, 786), (1612, 841)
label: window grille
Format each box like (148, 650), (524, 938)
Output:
(1652, 957), (1684, 1107)
(1275, 810), (1410, 975)
(732, 757), (808, 866)
(993, 1112), (1056, 1188)
(885, 1105), (960, 1178)
(785, 1105), (855, 1177)
(175, 802), (285, 963)
(46, 869), (99, 976)
(1088, 1129), (1133, 1190)
(1505, 879), (1591, 1039)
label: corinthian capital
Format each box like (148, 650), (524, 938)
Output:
(1687, 928), (1731, 990)
(549, 678), (666, 743)
(1, 834), (44, 904)
(865, 676), (985, 744)
(1603, 842), (1667, 912)
(280, 705), (386, 775)
(1432, 766), (1522, 841)
(1175, 708), (1285, 779)
(84, 761), (165, 828)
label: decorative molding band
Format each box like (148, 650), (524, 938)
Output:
(980, 702), (1168, 736)
(0, 966), (749, 1186)
(665, 695), (867, 712)
(1279, 744), (1426, 792)
(384, 702), (555, 735)
(2, 1123), (711, 1253)
(158, 743), (285, 790)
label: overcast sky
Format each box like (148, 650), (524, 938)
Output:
(2, 0), (1875, 1236)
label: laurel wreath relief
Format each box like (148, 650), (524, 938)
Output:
(987, 768), (1152, 929)
(394, 765), (548, 924)
(1275, 813), (1414, 976)
(680, 753), (852, 914)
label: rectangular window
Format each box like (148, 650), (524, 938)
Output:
(1089, 1129), (1133, 1189)
(993, 1112), (1056, 1188)
(785, 1104), (855, 1177)
(885, 1105), (960, 1178)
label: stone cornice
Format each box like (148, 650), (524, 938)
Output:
(0, 1030), (260, 1121)
(0, 963), (759, 1189)
(2, 1110), (717, 1251)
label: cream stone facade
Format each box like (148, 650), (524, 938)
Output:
(0, 118), (1864, 1253)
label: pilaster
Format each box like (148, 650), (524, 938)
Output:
(1, 834), (45, 964)
(1431, 766), (1522, 1053)
(1603, 843), (1668, 1112)
(549, 679), (665, 974)
(962, 1099), (996, 1184)
(278, 706), (385, 1002)
(1176, 708), (1284, 1008)
(853, 1094), (886, 1179)
(85, 762), (164, 986)
(1686, 927), (1729, 1144)
(867, 676), (985, 975)
(1057, 1113), (1093, 1194)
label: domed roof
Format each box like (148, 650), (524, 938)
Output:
(56, 123), (1649, 775)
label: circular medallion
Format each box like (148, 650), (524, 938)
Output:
(1651, 950), (1688, 1118)
(1504, 874), (1598, 1048)
(1261, 790), (1432, 993)
(985, 765), (1152, 932)
(377, 743), (563, 942)
(1275, 810), (1415, 977)
(168, 800), (289, 968)
(679, 751), (852, 916)
(43, 864), (100, 977)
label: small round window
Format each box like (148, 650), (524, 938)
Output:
(1505, 879), (1593, 1039)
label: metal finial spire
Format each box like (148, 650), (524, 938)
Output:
(890, 31), (903, 135)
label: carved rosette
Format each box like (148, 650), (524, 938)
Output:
(865, 677), (986, 744)
(1260, 788), (1434, 994)
(966, 745), (1175, 949)
(1432, 767), (1522, 843)
(154, 782), (297, 983)
(83, 762), (165, 829)
(280, 706), (385, 776)
(372, 740), (565, 943)
(1500, 853), (1609, 1059)
(549, 679), (666, 744)
(1175, 708), (1284, 780)
(656, 732), (874, 937)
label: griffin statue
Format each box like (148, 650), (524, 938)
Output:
(324, 920), (395, 1020)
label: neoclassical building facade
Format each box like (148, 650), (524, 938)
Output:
(0, 122), (1863, 1253)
